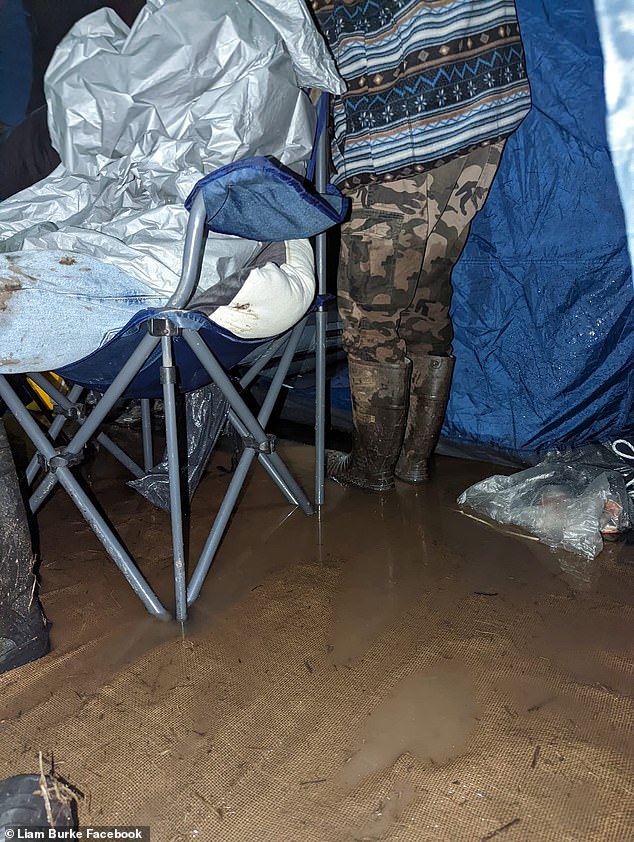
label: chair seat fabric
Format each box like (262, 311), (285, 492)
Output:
(0, 250), (165, 373)
(0, 238), (315, 374)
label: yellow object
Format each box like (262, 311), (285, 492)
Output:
(26, 373), (66, 411)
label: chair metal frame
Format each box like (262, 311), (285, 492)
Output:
(0, 132), (331, 621)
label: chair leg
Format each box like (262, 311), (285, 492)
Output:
(55, 463), (171, 620)
(252, 318), (314, 514)
(0, 374), (170, 620)
(24, 382), (84, 486)
(183, 330), (312, 509)
(182, 326), (314, 607)
(25, 374), (146, 482)
(314, 304), (327, 507)
(258, 450), (313, 514)
(141, 398), (154, 471)
(187, 445), (257, 605)
(160, 336), (188, 623)
(26, 336), (160, 510)
(227, 407), (311, 512)
(0, 334), (175, 619)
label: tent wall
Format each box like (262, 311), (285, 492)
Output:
(444, 0), (634, 461)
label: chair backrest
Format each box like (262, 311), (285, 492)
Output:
(171, 129), (348, 309)
(185, 155), (348, 242)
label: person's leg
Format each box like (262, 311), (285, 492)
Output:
(396, 140), (506, 482)
(330, 177), (427, 491)
(337, 179), (431, 364)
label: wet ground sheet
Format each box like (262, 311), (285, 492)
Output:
(1, 444), (632, 841)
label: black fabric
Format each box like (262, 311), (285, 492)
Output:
(0, 106), (60, 200)
(23, 1), (146, 112)
(0, 774), (76, 829)
(0, 416), (49, 674)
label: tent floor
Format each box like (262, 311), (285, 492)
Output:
(1, 442), (632, 841)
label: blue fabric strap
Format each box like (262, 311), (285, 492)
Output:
(185, 155), (348, 241)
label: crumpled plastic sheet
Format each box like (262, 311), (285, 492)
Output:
(457, 445), (633, 559)
(127, 383), (229, 512)
(0, 0), (343, 296)
(607, 437), (634, 498)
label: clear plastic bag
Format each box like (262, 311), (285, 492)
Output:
(606, 438), (634, 497)
(457, 445), (632, 559)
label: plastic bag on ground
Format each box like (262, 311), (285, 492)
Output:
(127, 383), (229, 512)
(457, 445), (633, 559)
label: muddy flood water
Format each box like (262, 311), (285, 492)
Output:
(1, 440), (632, 841)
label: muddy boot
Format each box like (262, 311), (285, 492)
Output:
(395, 354), (455, 484)
(328, 357), (411, 492)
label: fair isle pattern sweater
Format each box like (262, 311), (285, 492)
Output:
(312, 0), (531, 187)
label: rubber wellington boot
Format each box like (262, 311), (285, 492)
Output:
(328, 357), (411, 492)
(395, 354), (455, 483)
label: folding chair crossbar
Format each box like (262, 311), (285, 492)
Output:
(0, 330), (171, 618)
(184, 317), (314, 605)
(24, 375), (146, 486)
(0, 308), (314, 622)
(0, 370), (171, 620)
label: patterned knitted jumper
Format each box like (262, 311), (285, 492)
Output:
(311, 0), (531, 188)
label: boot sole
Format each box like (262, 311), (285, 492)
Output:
(327, 473), (395, 493)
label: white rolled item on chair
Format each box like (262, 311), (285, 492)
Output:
(209, 239), (315, 339)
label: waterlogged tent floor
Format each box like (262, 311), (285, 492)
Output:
(0, 440), (632, 841)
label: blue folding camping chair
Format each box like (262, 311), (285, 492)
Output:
(0, 111), (347, 622)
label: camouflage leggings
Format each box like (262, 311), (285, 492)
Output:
(337, 140), (505, 363)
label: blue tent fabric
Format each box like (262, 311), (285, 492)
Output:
(444, 0), (634, 462)
(0, 0), (32, 127)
